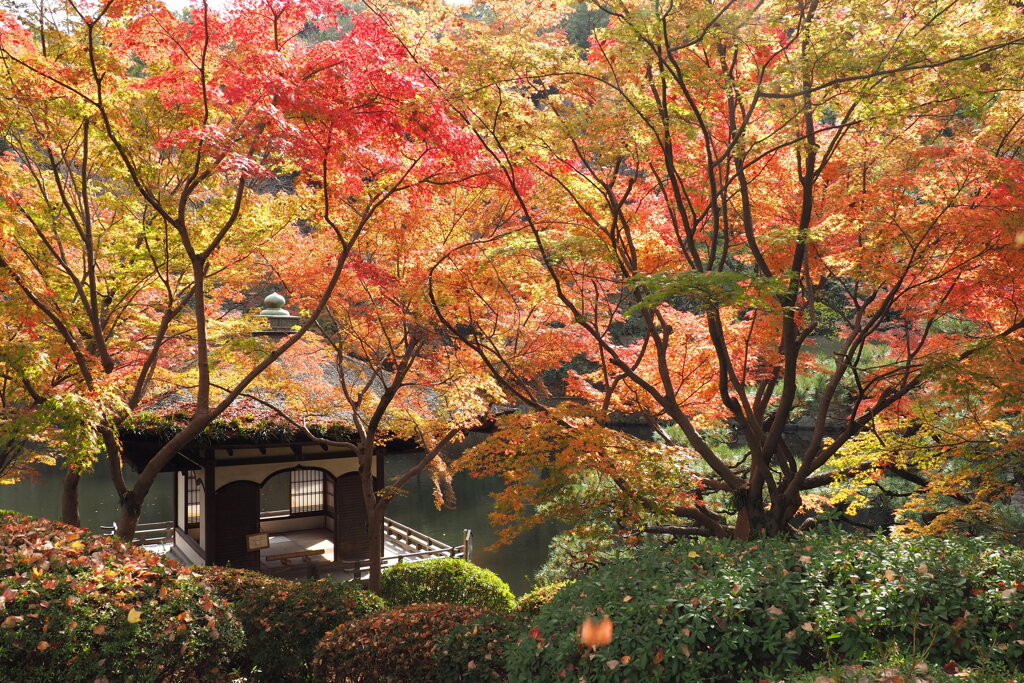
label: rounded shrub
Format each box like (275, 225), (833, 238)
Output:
(0, 513), (244, 682)
(508, 533), (1024, 682)
(380, 558), (517, 612)
(312, 603), (492, 682)
(195, 566), (386, 681)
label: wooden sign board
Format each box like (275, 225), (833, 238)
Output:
(246, 532), (270, 551)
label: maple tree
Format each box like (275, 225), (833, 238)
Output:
(374, 0), (1024, 540)
(0, 304), (45, 484)
(0, 0), (1021, 575)
(827, 335), (1024, 540)
(237, 8), (495, 589)
(264, 186), (514, 590)
(0, 0), (465, 538)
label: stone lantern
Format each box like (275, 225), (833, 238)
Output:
(254, 291), (300, 337)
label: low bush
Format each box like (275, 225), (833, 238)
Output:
(793, 649), (1020, 683)
(534, 532), (627, 585)
(435, 611), (529, 681)
(380, 558), (517, 612)
(508, 533), (1024, 682)
(517, 581), (573, 615)
(0, 513), (244, 682)
(312, 603), (492, 682)
(194, 566), (386, 681)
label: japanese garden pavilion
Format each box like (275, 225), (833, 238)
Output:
(119, 294), (464, 579)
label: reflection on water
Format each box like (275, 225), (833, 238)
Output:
(0, 460), (173, 532)
(0, 433), (557, 595)
(385, 433), (562, 594)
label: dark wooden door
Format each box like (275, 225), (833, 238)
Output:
(334, 474), (370, 559)
(213, 481), (260, 569)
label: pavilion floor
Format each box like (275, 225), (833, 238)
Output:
(147, 517), (469, 582)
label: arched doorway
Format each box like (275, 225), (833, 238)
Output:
(260, 466), (334, 520)
(257, 467), (338, 573)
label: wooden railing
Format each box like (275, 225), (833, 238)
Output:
(101, 520), (174, 546)
(384, 517), (444, 552)
(338, 518), (472, 579)
(104, 515), (472, 580)
(338, 544), (467, 578)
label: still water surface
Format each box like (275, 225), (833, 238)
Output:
(0, 433), (557, 595)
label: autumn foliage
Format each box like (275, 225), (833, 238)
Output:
(0, 0), (482, 539)
(0, 512), (243, 682)
(375, 0), (1024, 541)
(312, 603), (498, 683)
(0, 0), (1022, 630)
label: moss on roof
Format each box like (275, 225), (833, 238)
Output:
(119, 406), (358, 448)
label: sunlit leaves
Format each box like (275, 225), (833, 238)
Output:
(398, 0), (1024, 540)
(0, 512), (243, 679)
(460, 403), (703, 547)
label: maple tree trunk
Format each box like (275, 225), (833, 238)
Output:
(116, 490), (144, 542)
(61, 470), (81, 527)
(366, 505), (386, 593)
(733, 487), (804, 538)
(113, 422), (207, 542)
(358, 440), (384, 592)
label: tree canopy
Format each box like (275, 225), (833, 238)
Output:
(377, 0), (1024, 540)
(0, 0), (1022, 548)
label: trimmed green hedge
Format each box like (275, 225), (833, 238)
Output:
(0, 513), (244, 682)
(194, 566), (386, 681)
(507, 534), (1024, 682)
(313, 603), (494, 682)
(380, 558), (517, 612)
(517, 581), (573, 615)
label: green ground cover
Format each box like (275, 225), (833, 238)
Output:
(3, 512), (1022, 682)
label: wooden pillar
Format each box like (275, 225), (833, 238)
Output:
(213, 480), (261, 569)
(374, 446), (385, 491)
(172, 469), (179, 531)
(335, 473), (369, 559)
(203, 451), (216, 565)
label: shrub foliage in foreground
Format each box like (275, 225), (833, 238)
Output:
(508, 534), (1024, 682)
(194, 566), (386, 681)
(517, 581), (573, 615)
(435, 611), (528, 682)
(0, 512), (243, 682)
(380, 558), (517, 612)
(313, 603), (494, 682)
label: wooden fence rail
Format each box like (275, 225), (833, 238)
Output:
(101, 520), (174, 546)
(103, 515), (473, 579)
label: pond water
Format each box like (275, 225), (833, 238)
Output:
(0, 432), (558, 595)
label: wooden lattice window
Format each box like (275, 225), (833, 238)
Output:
(290, 469), (325, 514)
(185, 470), (201, 528)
